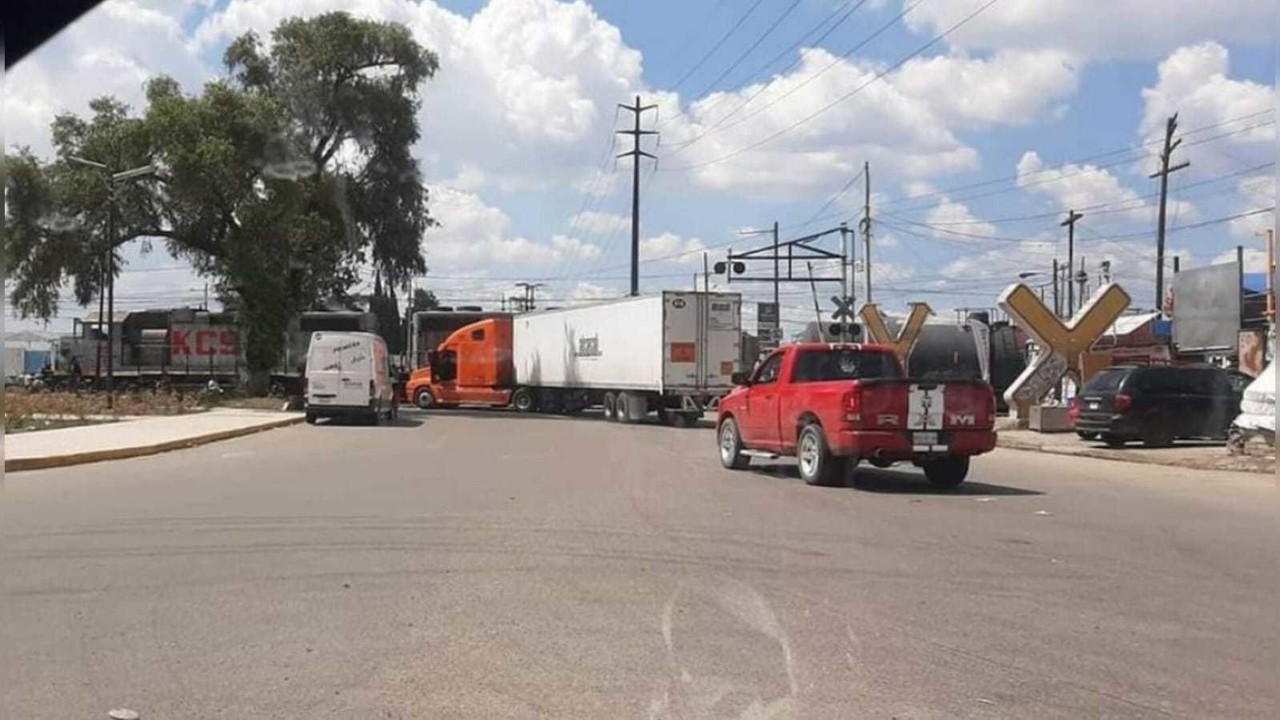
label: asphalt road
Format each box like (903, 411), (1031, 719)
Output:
(3, 409), (1277, 719)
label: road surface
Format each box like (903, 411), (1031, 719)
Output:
(3, 409), (1277, 719)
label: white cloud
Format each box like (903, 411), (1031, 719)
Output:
(1139, 42), (1275, 177)
(3, 0), (212, 157)
(424, 186), (600, 268)
(568, 282), (621, 302)
(925, 198), (996, 239)
(891, 50), (1078, 128)
(640, 232), (707, 264)
(1229, 176), (1277, 238)
(906, 0), (1275, 60)
(1015, 151), (1193, 222)
(574, 210), (630, 234)
(668, 47), (994, 195)
(1212, 248), (1270, 273)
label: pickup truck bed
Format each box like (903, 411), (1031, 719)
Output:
(716, 343), (998, 487)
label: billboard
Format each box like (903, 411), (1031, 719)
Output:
(1172, 261), (1241, 351)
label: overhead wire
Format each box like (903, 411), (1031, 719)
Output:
(665, 0), (925, 163)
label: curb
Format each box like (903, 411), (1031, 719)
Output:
(996, 436), (1274, 475)
(4, 415), (305, 473)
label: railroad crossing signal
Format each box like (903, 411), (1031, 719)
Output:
(830, 296), (856, 321)
(998, 282), (1130, 415)
(859, 302), (934, 363)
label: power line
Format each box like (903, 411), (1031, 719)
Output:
(794, 166), (865, 230)
(687, 0), (806, 102)
(669, 0), (769, 91)
(880, 111), (1274, 211)
(681, 0), (871, 136)
(666, 0), (922, 162)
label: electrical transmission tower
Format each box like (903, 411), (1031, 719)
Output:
(617, 96), (658, 296)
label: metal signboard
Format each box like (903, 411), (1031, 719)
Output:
(757, 302), (780, 350)
(1171, 261), (1242, 351)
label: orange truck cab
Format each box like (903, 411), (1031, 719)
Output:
(406, 318), (515, 409)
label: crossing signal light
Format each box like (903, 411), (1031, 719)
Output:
(828, 323), (862, 339)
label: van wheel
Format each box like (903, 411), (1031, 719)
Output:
(797, 424), (840, 487)
(718, 417), (750, 469)
(602, 392), (617, 421)
(414, 387), (435, 409)
(305, 412), (317, 425)
(1141, 416), (1175, 448)
(512, 387), (536, 413)
(923, 456), (970, 489)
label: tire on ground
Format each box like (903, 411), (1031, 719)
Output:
(414, 387), (435, 410)
(797, 423), (841, 487)
(512, 387), (537, 413)
(717, 417), (751, 470)
(602, 392), (617, 421)
(922, 456), (970, 489)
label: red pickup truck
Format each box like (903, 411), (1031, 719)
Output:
(716, 343), (997, 488)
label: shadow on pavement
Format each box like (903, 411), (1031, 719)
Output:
(403, 406), (715, 429)
(314, 415), (425, 428)
(746, 463), (1043, 496)
(1084, 439), (1226, 450)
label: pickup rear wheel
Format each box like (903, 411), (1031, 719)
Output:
(718, 417), (750, 470)
(923, 456), (970, 489)
(797, 424), (841, 487)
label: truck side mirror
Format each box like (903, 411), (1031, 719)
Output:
(730, 371), (752, 386)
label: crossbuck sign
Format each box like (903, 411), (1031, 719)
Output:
(858, 302), (934, 363)
(998, 282), (1130, 414)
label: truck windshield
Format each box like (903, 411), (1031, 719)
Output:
(793, 349), (902, 383)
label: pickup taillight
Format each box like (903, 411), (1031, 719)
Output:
(843, 383), (864, 424)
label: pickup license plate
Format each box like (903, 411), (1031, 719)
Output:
(914, 431), (939, 446)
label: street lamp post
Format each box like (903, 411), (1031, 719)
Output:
(68, 156), (158, 408)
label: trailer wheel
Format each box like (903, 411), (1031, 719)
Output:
(512, 387), (537, 413)
(613, 393), (629, 423)
(414, 387), (435, 409)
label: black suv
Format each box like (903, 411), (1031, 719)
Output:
(1073, 365), (1244, 448)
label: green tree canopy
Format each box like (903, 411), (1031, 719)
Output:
(5, 12), (438, 389)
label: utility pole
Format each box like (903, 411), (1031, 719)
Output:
(859, 161), (872, 303)
(1076, 256), (1088, 306)
(617, 96), (658, 297)
(840, 221), (854, 341)
(1259, 229), (1275, 324)
(1052, 258), (1061, 317)
(1060, 210), (1084, 317)
(702, 252), (710, 293)
(1150, 112), (1190, 313)
(514, 282), (543, 312)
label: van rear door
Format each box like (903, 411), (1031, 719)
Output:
(308, 334), (373, 408)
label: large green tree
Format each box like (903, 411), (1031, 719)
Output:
(5, 12), (437, 390)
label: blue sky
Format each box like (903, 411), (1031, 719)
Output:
(5, 0), (1276, 336)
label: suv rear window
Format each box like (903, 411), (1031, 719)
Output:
(792, 349), (902, 383)
(1084, 368), (1128, 394)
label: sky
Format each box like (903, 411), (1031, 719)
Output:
(4, 0), (1277, 337)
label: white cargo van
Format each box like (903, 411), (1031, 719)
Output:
(304, 332), (396, 425)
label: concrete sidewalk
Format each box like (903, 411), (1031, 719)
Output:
(997, 429), (1275, 475)
(4, 408), (303, 472)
